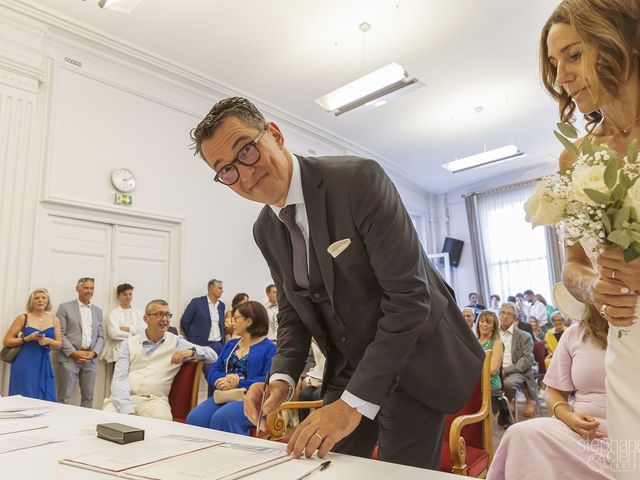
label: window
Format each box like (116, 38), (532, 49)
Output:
(476, 185), (551, 303)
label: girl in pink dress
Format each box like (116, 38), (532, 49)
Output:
(487, 319), (612, 479)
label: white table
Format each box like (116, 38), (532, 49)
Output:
(0, 396), (461, 479)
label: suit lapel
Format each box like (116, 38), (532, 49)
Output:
(299, 157), (334, 300)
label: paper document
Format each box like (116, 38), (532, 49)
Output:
(0, 420), (48, 435)
(0, 431), (65, 454)
(0, 407), (51, 419)
(60, 435), (291, 480)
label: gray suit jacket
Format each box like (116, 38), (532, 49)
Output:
(253, 156), (485, 413)
(55, 300), (104, 363)
(503, 326), (534, 376)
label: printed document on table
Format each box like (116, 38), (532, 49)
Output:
(60, 435), (221, 472)
(124, 443), (291, 480)
(0, 420), (48, 435)
(0, 407), (51, 419)
(0, 431), (65, 454)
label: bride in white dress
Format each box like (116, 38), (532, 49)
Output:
(540, 2), (640, 478)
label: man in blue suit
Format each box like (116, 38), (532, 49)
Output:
(180, 279), (226, 392)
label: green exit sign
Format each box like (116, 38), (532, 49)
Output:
(114, 193), (133, 206)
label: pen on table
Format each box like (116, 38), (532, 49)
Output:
(255, 371), (271, 434)
(294, 460), (332, 480)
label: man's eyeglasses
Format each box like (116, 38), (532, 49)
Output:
(214, 130), (264, 186)
(146, 312), (173, 319)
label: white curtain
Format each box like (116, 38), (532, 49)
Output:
(476, 184), (552, 304)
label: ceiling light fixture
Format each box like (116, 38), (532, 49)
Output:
(441, 145), (526, 173)
(315, 62), (423, 116)
(98, 0), (142, 14)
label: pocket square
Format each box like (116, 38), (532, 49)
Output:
(327, 238), (351, 258)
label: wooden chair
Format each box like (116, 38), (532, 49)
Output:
(262, 400), (324, 440)
(533, 340), (547, 384)
(168, 360), (203, 423)
(440, 350), (493, 477)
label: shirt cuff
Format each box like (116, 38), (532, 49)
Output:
(341, 390), (380, 420)
(269, 373), (295, 402)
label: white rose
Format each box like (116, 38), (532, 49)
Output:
(623, 180), (640, 213)
(571, 164), (609, 205)
(524, 181), (566, 227)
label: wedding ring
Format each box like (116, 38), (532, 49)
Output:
(599, 303), (608, 318)
(314, 432), (324, 441)
(611, 270), (616, 280)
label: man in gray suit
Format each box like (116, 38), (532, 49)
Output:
(190, 97), (484, 470)
(54, 277), (104, 407)
(497, 303), (537, 426)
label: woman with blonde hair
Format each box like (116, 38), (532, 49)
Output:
(3, 288), (61, 400)
(475, 310), (503, 391)
(540, 1), (640, 476)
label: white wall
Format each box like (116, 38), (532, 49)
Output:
(0, 5), (439, 393)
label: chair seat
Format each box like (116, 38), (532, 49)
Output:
(440, 441), (489, 478)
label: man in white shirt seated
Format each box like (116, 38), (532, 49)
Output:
(264, 284), (279, 341)
(103, 299), (217, 420)
(497, 303), (537, 426)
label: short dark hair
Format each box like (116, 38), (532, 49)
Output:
(507, 295), (516, 303)
(236, 300), (269, 337)
(116, 283), (134, 296)
(523, 289), (534, 296)
(490, 294), (501, 302)
(266, 284), (276, 294)
(190, 97), (267, 159)
(515, 292), (524, 299)
(231, 293), (249, 310)
(208, 279), (222, 289)
(468, 292), (478, 299)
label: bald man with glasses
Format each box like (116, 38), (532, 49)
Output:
(104, 299), (216, 420)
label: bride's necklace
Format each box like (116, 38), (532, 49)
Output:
(602, 115), (640, 137)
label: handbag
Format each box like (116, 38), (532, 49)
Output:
(212, 341), (247, 404)
(0, 314), (28, 364)
(213, 387), (246, 404)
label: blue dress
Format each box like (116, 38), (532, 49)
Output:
(9, 325), (57, 401)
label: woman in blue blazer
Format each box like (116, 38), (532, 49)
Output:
(187, 301), (276, 435)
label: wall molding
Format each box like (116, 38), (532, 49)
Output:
(3, 0), (427, 193)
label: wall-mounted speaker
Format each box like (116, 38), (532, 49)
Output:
(442, 237), (464, 268)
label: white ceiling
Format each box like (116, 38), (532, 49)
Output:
(26, 0), (563, 194)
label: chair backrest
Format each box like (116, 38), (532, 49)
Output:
(533, 341), (547, 375)
(168, 360), (203, 423)
(444, 351), (488, 449)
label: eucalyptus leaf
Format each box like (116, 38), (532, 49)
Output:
(554, 130), (578, 155)
(628, 139), (638, 163)
(608, 229), (632, 249)
(619, 171), (631, 189)
(624, 245), (640, 263)
(602, 213), (612, 233)
(628, 221), (640, 232)
(604, 158), (618, 189)
(612, 183), (628, 202)
(614, 206), (631, 230)
(584, 188), (611, 205)
(630, 231), (640, 243)
(557, 122), (578, 139)
(581, 137), (595, 156)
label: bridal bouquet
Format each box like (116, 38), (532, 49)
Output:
(524, 122), (640, 262)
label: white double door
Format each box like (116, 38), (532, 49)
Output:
(35, 212), (177, 407)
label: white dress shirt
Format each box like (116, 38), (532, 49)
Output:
(269, 154), (380, 420)
(265, 301), (279, 341)
(529, 300), (547, 324)
(207, 298), (222, 342)
(78, 300), (93, 349)
(499, 323), (515, 369)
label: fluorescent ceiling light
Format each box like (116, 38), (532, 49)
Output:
(315, 62), (423, 116)
(441, 145), (525, 173)
(98, 0), (142, 13)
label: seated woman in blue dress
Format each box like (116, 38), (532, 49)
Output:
(3, 288), (62, 401)
(187, 300), (276, 435)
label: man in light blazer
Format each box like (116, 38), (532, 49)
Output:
(180, 279), (226, 392)
(190, 97), (484, 470)
(54, 277), (104, 408)
(498, 303), (537, 425)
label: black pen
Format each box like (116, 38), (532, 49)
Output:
(294, 460), (332, 480)
(255, 371), (271, 434)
